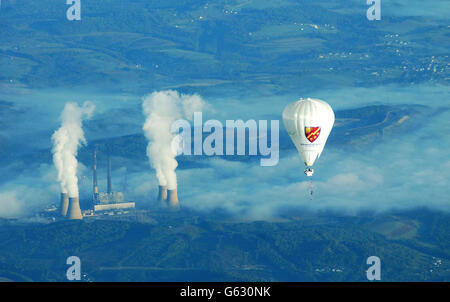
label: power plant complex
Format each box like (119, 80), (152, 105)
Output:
(53, 95), (188, 220)
(59, 149), (135, 220)
(91, 150), (135, 213)
(58, 149), (180, 220)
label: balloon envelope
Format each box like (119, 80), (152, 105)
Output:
(282, 98), (335, 168)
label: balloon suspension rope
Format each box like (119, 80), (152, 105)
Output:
(309, 179), (314, 200)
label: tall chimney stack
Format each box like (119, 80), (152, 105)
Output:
(67, 197), (83, 220)
(157, 185), (168, 207)
(93, 148), (98, 197)
(167, 189), (180, 210)
(60, 193), (69, 217)
(107, 154), (112, 194)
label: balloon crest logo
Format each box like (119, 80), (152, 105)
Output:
(305, 127), (321, 143)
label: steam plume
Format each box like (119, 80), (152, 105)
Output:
(142, 90), (205, 190)
(52, 102), (94, 197)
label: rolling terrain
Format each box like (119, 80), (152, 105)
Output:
(0, 209), (448, 281)
(0, 0), (448, 94)
(0, 0), (448, 283)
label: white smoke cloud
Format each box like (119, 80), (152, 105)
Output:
(142, 90), (206, 190)
(51, 101), (94, 197)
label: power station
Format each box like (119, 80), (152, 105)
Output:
(57, 148), (182, 220)
(58, 149), (135, 220)
(91, 149), (135, 214)
(52, 97), (186, 223)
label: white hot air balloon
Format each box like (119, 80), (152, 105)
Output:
(282, 98), (335, 177)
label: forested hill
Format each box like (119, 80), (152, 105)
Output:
(0, 209), (448, 282)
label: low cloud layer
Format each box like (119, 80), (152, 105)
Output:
(0, 164), (59, 218)
(180, 108), (450, 218)
(0, 83), (448, 219)
(120, 102), (449, 219)
(175, 103), (450, 218)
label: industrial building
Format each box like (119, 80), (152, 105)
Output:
(92, 149), (135, 214)
(58, 149), (135, 220)
(56, 147), (185, 220)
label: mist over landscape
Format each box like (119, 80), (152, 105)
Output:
(0, 0), (448, 282)
(0, 84), (448, 219)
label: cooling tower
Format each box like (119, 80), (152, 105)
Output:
(167, 189), (180, 210)
(60, 193), (69, 217)
(157, 185), (168, 207)
(67, 197), (83, 220)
